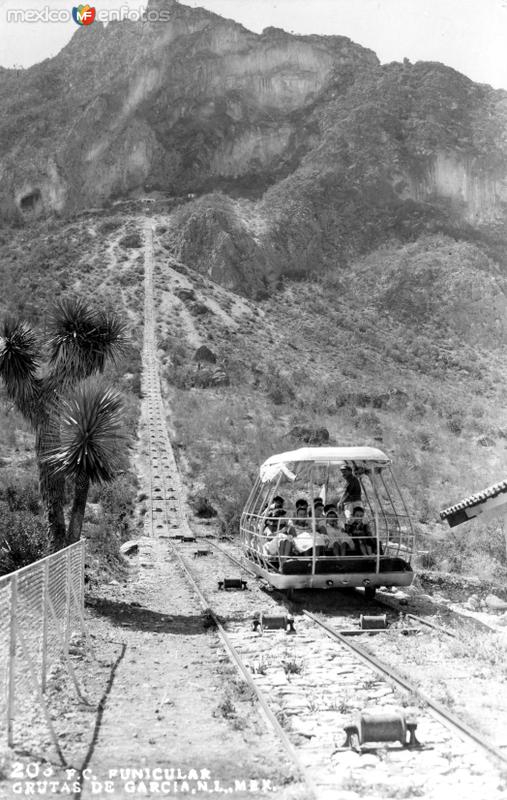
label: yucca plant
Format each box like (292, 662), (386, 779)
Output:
(0, 319), (41, 424)
(42, 382), (126, 543)
(0, 299), (127, 551)
(47, 297), (126, 386)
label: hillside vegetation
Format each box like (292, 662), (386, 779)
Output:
(0, 0), (505, 585)
(0, 197), (505, 583)
(150, 221), (507, 583)
(0, 211), (145, 576)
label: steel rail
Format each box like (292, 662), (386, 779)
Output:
(147, 467), (317, 795)
(196, 539), (465, 644)
(194, 535), (258, 578)
(141, 224), (318, 800)
(403, 612), (457, 638)
(373, 589), (496, 637)
(303, 609), (507, 767)
(193, 533), (507, 767)
(367, 592), (459, 638)
(171, 549), (318, 799)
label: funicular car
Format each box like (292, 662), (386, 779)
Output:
(240, 447), (414, 599)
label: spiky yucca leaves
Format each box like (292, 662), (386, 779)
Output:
(0, 319), (41, 423)
(0, 319), (67, 549)
(1, 299), (128, 551)
(45, 383), (125, 481)
(47, 297), (127, 386)
(43, 382), (127, 543)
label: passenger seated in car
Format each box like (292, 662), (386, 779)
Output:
(258, 495), (286, 533)
(311, 497), (325, 517)
(344, 506), (378, 555)
(293, 503), (309, 529)
(262, 495), (285, 517)
(324, 505), (354, 556)
(263, 511), (294, 556)
(295, 498), (309, 516)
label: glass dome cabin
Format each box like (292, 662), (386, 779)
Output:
(240, 447), (415, 597)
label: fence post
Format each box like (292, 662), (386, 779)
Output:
(80, 542), (85, 624)
(41, 561), (49, 693)
(65, 549), (71, 655)
(7, 574), (18, 747)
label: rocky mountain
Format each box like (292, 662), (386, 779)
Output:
(0, 0), (377, 218)
(1, 1), (506, 583)
(167, 58), (507, 293)
(2, 0), (507, 291)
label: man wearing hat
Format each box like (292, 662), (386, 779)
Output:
(337, 465), (363, 520)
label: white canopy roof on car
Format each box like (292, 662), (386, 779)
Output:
(260, 446), (390, 483)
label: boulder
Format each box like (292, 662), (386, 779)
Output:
(289, 425), (330, 445)
(432, 594), (452, 606)
(120, 540), (140, 556)
(485, 594), (507, 612)
(119, 232), (142, 248)
(194, 345), (217, 364)
(174, 287), (196, 302)
(191, 301), (210, 316)
(211, 369), (229, 386)
(466, 594), (480, 610)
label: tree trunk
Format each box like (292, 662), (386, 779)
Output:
(36, 427), (67, 552)
(67, 472), (90, 544)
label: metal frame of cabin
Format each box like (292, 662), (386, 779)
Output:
(240, 446), (415, 592)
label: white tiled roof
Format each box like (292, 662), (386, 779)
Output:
(440, 479), (507, 519)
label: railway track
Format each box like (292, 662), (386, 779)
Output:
(141, 222), (507, 800)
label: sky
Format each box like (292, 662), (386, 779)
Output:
(0, 0), (506, 89)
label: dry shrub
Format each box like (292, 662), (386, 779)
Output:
(0, 509), (49, 575)
(172, 391), (287, 536)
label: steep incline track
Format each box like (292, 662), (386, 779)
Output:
(78, 222), (303, 800)
(137, 221), (507, 799)
(141, 222), (317, 796)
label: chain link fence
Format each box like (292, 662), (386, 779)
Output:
(0, 541), (87, 759)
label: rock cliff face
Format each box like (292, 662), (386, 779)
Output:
(0, 0), (378, 218)
(412, 151), (507, 223)
(1, 0), (507, 294)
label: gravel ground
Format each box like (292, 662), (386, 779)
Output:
(174, 531), (507, 799)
